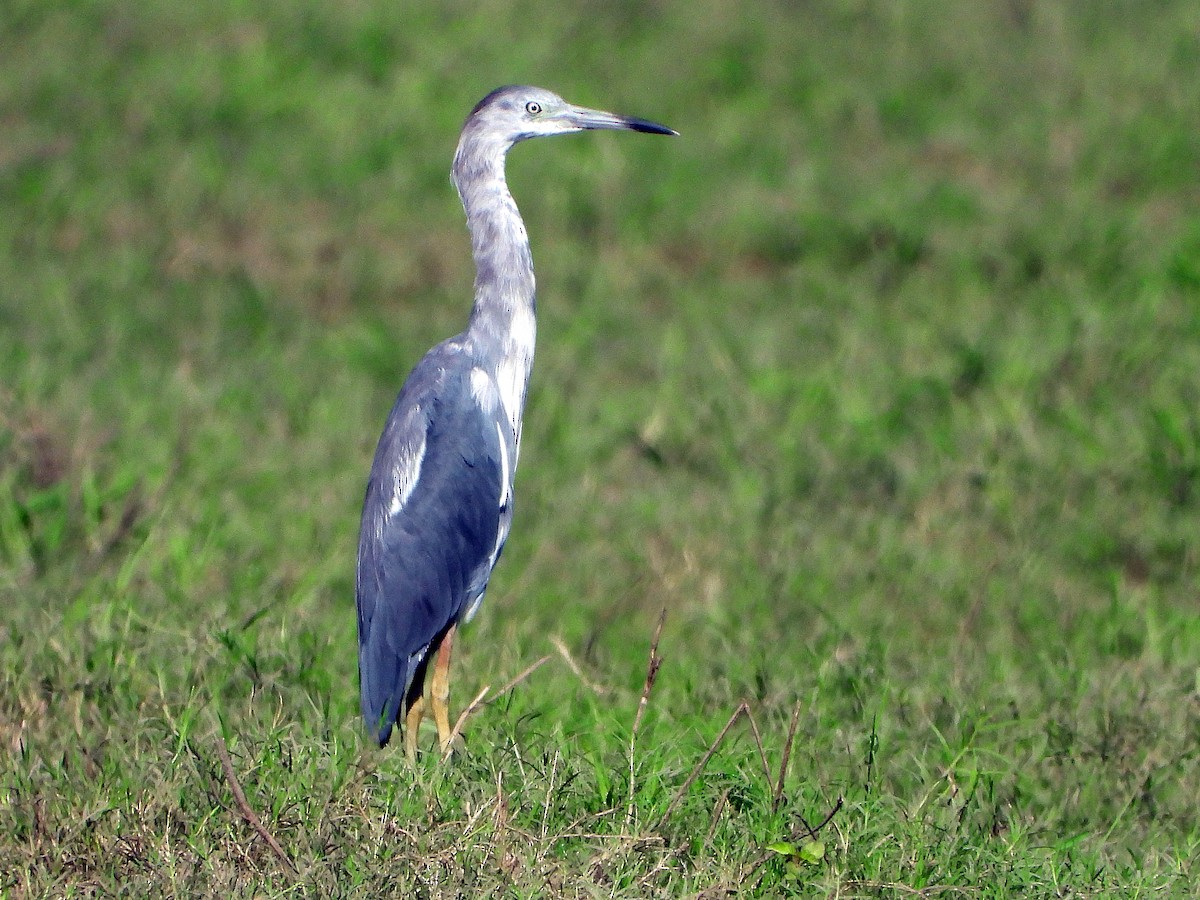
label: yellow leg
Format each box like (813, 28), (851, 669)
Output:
(430, 625), (456, 752)
(404, 694), (426, 763)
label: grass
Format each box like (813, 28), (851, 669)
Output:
(2, 0), (1199, 895)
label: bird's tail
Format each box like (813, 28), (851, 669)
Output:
(360, 647), (411, 747)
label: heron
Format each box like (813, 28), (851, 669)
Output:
(357, 86), (676, 756)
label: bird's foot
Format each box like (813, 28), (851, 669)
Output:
(403, 695), (426, 764)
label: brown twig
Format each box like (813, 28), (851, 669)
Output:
(215, 737), (297, 877)
(656, 700), (751, 829)
(491, 654), (552, 702)
(441, 685), (492, 760)
(810, 795), (843, 834)
(743, 705), (773, 789)
(441, 655), (552, 760)
(628, 608), (667, 823)
(550, 635), (610, 695)
(742, 795), (844, 882)
(631, 608), (667, 741)
(772, 697), (803, 815)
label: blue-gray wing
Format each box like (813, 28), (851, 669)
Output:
(356, 353), (507, 746)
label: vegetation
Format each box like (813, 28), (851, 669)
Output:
(2, 0), (1198, 895)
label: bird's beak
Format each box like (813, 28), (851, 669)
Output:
(561, 104), (678, 136)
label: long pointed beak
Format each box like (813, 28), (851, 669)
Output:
(562, 104), (678, 136)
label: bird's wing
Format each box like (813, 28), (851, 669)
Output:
(356, 353), (507, 744)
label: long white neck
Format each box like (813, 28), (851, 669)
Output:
(451, 134), (537, 444)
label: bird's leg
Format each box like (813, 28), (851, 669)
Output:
(430, 624), (456, 752)
(404, 695), (426, 763)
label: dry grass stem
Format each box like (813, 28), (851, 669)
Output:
(743, 796), (844, 882)
(550, 635), (610, 695)
(442, 655), (552, 760)
(743, 705), (773, 788)
(490, 654), (552, 701)
(628, 608), (667, 824)
(442, 685), (491, 761)
(631, 608), (667, 741)
(772, 697), (804, 815)
(656, 701), (751, 829)
(215, 737), (297, 877)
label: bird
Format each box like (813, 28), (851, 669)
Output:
(356, 86), (676, 757)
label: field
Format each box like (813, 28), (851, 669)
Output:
(2, 0), (1199, 895)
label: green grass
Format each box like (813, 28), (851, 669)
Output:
(2, 0), (1199, 895)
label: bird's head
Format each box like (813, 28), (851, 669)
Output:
(462, 85), (677, 149)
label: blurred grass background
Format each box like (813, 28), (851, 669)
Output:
(2, 0), (1199, 895)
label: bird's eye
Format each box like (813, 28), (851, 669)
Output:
(525, 101), (542, 116)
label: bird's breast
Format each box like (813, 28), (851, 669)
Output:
(496, 349), (532, 452)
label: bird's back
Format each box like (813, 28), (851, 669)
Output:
(356, 341), (509, 744)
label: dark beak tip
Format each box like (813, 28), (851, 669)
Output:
(627, 118), (679, 136)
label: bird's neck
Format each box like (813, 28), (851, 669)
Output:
(453, 144), (537, 433)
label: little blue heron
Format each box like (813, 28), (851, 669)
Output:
(356, 86), (676, 756)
